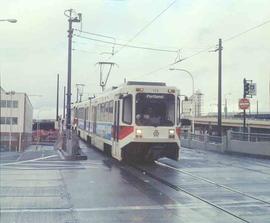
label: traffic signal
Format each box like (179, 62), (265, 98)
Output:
(244, 82), (250, 96)
(243, 78), (250, 97)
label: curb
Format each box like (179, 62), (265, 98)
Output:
(58, 148), (87, 161)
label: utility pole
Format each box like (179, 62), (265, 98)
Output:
(224, 98), (228, 118)
(256, 100), (258, 116)
(76, 87), (79, 103)
(56, 74), (59, 121)
(64, 9), (81, 130)
(63, 86), (66, 119)
(217, 39), (223, 136)
(243, 78), (247, 133)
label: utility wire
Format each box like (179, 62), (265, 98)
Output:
(74, 29), (116, 40)
(74, 34), (178, 53)
(224, 18), (270, 42)
(107, 0), (177, 59)
(136, 17), (270, 78)
(74, 28), (180, 50)
(173, 17), (270, 65)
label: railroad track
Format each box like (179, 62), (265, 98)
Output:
(156, 160), (270, 205)
(130, 161), (270, 223)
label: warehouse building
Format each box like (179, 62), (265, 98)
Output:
(0, 87), (33, 151)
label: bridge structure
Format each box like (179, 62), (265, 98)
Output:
(194, 116), (270, 135)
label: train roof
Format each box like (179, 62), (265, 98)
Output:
(73, 81), (179, 107)
(126, 81), (166, 86)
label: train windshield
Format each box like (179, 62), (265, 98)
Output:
(135, 93), (175, 126)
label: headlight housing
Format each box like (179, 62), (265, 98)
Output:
(168, 129), (175, 138)
(136, 129), (142, 138)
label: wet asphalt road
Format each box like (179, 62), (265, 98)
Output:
(0, 143), (270, 223)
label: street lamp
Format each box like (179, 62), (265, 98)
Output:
(76, 83), (85, 102)
(169, 68), (195, 133)
(224, 93), (231, 118)
(0, 19), (17, 23)
(5, 91), (15, 151)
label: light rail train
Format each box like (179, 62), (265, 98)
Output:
(72, 81), (181, 162)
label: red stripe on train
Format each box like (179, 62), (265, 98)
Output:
(118, 126), (134, 140)
(176, 127), (181, 138)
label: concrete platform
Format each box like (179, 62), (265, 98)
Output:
(0, 141), (270, 222)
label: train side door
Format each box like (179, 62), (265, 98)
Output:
(112, 100), (120, 159)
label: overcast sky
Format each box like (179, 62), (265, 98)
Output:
(1, 0), (270, 119)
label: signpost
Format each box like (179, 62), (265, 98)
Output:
(239, 98), (250, 110)
(242, 78), (256, 133)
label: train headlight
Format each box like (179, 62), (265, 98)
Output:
(136, 129), (142, 138)
(168, 129), (175, 138)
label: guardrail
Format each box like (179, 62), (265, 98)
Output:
(230, 132), (270, 142)
(181, 131), (270, 157)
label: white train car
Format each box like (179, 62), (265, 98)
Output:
(73, 81), (181, 162)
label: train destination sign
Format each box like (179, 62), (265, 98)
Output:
(239, 98), (250, 110)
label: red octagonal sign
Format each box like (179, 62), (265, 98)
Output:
(239, 98), (250, 110)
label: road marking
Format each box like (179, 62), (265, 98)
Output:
(0, 204), (193, 213)
(0, 155), (58, 166)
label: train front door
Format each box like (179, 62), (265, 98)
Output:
(112, 100), (120, 159)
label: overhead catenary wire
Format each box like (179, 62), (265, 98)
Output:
(134, 17), (270, 79)
(223, 18), (270, 42)
(106, 0), (177, 59)
(173, 17), (270, 65)
(74, 28), (180, 50)
(74, 34), (179, 53)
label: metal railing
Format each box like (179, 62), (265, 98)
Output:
(230, 132), (270, 142)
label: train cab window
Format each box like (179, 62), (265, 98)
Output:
(122, 95), (132, 124)
(136, 93), (175, 126)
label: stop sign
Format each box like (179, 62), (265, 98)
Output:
(239, 98), (250, 110)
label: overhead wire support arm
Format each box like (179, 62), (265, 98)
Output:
(96, 62), (118, 92)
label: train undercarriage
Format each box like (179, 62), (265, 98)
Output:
(121, 142), (179, 163)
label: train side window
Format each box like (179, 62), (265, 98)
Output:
(109, 100), (113, 122)
(97, 104), (100, 121)
(106, 102), (110, 122)
(122, 95), (132, 124)
(101, 103), (105, 121)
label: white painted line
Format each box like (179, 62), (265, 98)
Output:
(0, 204), (188, 213)
(15, 153), (24, 161)
(0, 155), (58, 166)
(57, 150), (65, 160)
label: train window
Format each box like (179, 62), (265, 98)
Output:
(105, 102), (109, 122)
(122, 95), (132, 124)
(177, 97), (180, 125)
(101, 103), (105, 121)
(85, 107), (88, 120)
(109, 100), (113, 122)
(97, 104), (100, 121)
(135, 93), (175, 126)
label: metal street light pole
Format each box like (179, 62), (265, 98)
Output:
(224, 93), (231, 118)
(36, 109), (43, 150)
(56, 74), (59, 121)
(64, 9), (81, 130)
(169, 68), (195, 133)
(76, 83), (85, 102)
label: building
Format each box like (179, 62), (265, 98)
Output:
(0, 87), (33, 151)
(182, 90), (204, 118)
